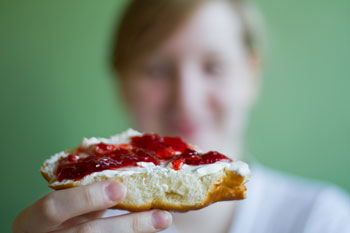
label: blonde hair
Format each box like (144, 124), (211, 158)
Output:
(111, 0), (265, 74)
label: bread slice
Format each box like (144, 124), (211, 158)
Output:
(41, 129), (250, 212)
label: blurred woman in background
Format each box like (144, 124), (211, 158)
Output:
(13, 0), (349, 233)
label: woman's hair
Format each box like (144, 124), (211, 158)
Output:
(111, 0), (265, 74)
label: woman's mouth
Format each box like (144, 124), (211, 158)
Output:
(168, 120), (199, 139)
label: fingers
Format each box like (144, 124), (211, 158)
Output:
(54, 210), (173, 233)
(13, 181), (126, 233)
(58, 210), (106, 230)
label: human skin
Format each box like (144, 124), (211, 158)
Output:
(12, 181), (172, 233)
(12, 1), (259, 233)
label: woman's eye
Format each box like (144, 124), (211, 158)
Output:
(145, 64), (172, 79)
(204, 61), (225, 76)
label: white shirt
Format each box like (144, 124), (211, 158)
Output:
(228, 164), (350, 233)
(106, 164), (350, 233)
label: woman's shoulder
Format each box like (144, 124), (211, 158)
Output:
(251, 164), (349, 205)
(232, 164), (350, 233)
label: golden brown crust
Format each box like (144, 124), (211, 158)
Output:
(211, 170), (246, 202)
(41, 170), (51, 183)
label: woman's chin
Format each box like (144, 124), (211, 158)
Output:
(165, 125), (198, 140)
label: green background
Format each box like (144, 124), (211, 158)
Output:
(1, 0), (349, 231)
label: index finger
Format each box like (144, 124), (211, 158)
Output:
(13, 181), (126, 233)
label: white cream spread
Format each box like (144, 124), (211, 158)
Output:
(80, 128), (142, 149)
(43, 129), (251, 186)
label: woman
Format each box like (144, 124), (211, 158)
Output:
(13, 0), (349, 232)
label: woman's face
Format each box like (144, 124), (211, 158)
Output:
(120, 1), (259, 157)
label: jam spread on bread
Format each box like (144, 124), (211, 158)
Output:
(56, 134), (232, 181)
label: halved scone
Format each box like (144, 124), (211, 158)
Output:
(41, 129), (250, 212)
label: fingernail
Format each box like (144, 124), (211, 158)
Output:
(105, 182), (126, 202)
(152, 210), (172, 229)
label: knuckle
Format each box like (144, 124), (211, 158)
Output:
(77, 222), (99, 233)
(132, 215), (144, 233)
(39, 194), (61, 225)
(82, 186), (98, 208)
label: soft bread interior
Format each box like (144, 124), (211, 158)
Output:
(44, 166), (246, 212)
(119, 169), (223, 208)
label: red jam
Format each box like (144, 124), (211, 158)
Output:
(171, 149), (232, 170)
(131, 134), (188, 159)
(55, 134), (232, 181)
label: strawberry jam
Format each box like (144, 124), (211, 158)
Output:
(171, 149), (232, 170)
(131, 134), (188, 159)
(55, 133), (232, 181)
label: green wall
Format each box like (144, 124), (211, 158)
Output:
(1, 0), (349, 231)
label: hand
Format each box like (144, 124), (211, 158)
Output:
(12, 181), (172, 233)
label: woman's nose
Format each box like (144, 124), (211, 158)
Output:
(170, 64), (204, 115)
